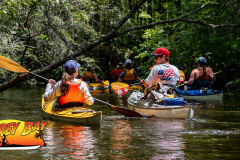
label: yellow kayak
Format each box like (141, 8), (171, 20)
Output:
(42, 96), (102, 125)
(86, 80), (109, 90)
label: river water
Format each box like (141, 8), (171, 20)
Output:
(0, 87), (240, 159)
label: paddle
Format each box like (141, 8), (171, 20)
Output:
(129, 82), (143, 86)
(137, 70), (149, 77)
(137, 64), (156, 77)
(177, 70), (185, 84)
(111, 82), (129, 95)
(92, 97), (144, 117)
(214, 65), (237, 74)
(0, 55), (49, 82)
(90, 87), (145, 117)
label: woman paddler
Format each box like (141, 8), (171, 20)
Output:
(44, 60), (94, 108)
(184, 57), (216, 90)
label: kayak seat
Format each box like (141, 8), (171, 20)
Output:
(190, 80), (213, 90)
(55, 102), (84, 109)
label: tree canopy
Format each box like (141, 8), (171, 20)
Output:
(0, 0), (239, 92)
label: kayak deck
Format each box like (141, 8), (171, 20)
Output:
(42, 96), (102, 125)
(86, 80), (109, 90)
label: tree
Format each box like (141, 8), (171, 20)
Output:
(1, 0), (239, 92)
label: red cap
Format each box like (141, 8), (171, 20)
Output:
(150, 48), (170, 57)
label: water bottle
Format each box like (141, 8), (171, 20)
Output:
(199, 87), (204, 93)
(184, 85), (187, 90)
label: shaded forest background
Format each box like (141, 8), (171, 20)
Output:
(0, 0), (240, 91)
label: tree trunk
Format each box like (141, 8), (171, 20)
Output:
(0, 0), (148, 92)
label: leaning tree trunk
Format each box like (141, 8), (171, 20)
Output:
(0, 0), (147, 92)
(0, 0), (238, 92)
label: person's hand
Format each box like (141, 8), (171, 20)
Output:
(48, 79), (56, 86)
(84, 95), (93, 105)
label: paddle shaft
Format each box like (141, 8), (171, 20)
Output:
(129, 82), (143, 86)
(137, 70), (149, 76)
(93, 97), (111, 107)
(28, 72), (49, 82)
(93, 97), (144, 117)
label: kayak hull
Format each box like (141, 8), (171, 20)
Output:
(176, 87), (224, 101)
(0, 145), (40, 150)
(127, 91), (194, 119)
(180, 92), (223, 101)
(42, 96), (102, 125)
(128, 103), (194, 119)
(87, 80), (109, 91)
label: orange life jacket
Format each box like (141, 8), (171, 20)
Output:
(197, 67), (212, 82)
(58, 79), (84, 107)
(123, 69), (136, 81)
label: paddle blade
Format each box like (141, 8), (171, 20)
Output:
(177, 70), (185, 83)
(103, 80), (109, 86)
(0, 56), (29, 73)
(111, 82), (129, 95)
(111, 105), (144, 117)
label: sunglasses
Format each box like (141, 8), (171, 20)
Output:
(154, 56), (161, 60)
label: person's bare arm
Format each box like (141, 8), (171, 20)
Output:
(93, 73), (103, 84)
(117, 77), (122, 82)
(82, 73), (85, 80)
(136, 76), (142, 83)
(143, 80), (150, 95)
(209, 67), (216, 82)
(184, 69), (197, 85)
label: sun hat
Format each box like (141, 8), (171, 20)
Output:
(150, 48), (170, 57)
(125, 59), (132, 64)
(64, 60), (81, 74)
(197, 57), (207, 66)
(86, 65), (94, 71)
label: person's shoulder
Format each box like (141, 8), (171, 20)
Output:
(119, 70), (126, 76)
(191, 68), (198, 73)
(54, 80), (61, 86)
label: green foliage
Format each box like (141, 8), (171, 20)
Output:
(225, 78), (240, 91)
(0, 0), (239, 88)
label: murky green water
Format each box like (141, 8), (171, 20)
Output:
(0, 87), (240, 159)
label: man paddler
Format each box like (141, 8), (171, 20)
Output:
(142, 48), (180, 97)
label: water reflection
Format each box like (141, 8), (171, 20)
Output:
(1, 87), (240, 159)
(44, 121), (99, 159)
(108, 119), (133, 159)
(144, 118), (193, 159)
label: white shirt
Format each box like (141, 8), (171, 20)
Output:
(145, 64), (179, 86)
(44, 78), (94, 105)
